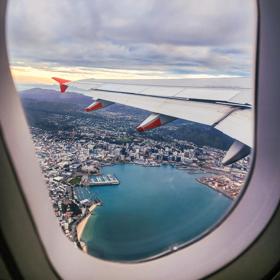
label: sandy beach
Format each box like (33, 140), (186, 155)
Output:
(76, 204), (97, 245)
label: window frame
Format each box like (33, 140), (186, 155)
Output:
(1, 0), (280, 279)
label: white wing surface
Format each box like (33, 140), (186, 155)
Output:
(52, 77), (253, 164)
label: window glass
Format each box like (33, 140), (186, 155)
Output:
(7, 0), (255, 262)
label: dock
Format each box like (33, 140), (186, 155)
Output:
(89, 174), (119, 186)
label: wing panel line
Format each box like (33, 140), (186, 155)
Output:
(91, 88), (252, 108)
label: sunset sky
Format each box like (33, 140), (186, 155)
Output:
(7, 0), (256, 85)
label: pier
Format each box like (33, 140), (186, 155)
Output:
(90, 174), (119, 186)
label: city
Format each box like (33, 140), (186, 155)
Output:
(29, 111), (250, 249)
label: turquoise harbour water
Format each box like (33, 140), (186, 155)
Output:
(75, 164), (232, 262)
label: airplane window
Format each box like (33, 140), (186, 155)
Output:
(7, 0), (256, 262)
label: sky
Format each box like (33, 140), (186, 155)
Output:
(7, 0), (256, 85)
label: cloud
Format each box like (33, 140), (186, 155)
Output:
(7, 0), (256, 80)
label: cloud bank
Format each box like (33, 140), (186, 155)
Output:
(7, 0), (256, 81)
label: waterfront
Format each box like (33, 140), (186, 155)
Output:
(27, 105), (249, 252)
(76, 164), (232, 261)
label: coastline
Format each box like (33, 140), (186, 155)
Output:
(195, 178), (234, 200)
(76, 203), (98, 252)
(74, 165), (232, 261)
(75, 164), (235, 255)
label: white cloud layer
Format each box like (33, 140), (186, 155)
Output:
(7, 0), (256, 79)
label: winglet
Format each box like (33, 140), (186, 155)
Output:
(52, 77), (71, 93)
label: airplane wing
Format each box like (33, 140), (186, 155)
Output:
(52, 77), (253, 165)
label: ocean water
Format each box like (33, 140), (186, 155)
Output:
(75, 164), (232, 262)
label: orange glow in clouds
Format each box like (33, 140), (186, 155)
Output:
(10, 64), (227, 86)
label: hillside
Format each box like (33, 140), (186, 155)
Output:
(19, 88), (233, 150)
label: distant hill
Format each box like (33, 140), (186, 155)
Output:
(20, 88), (148, 116)
(19, 88), (233, 150)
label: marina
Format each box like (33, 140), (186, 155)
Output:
(80, 174), (120, 186)
(90, 174), (119, 186)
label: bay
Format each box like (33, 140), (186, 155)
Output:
(76, 164), (232, 261)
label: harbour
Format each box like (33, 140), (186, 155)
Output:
(76, 164), (232, 261)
